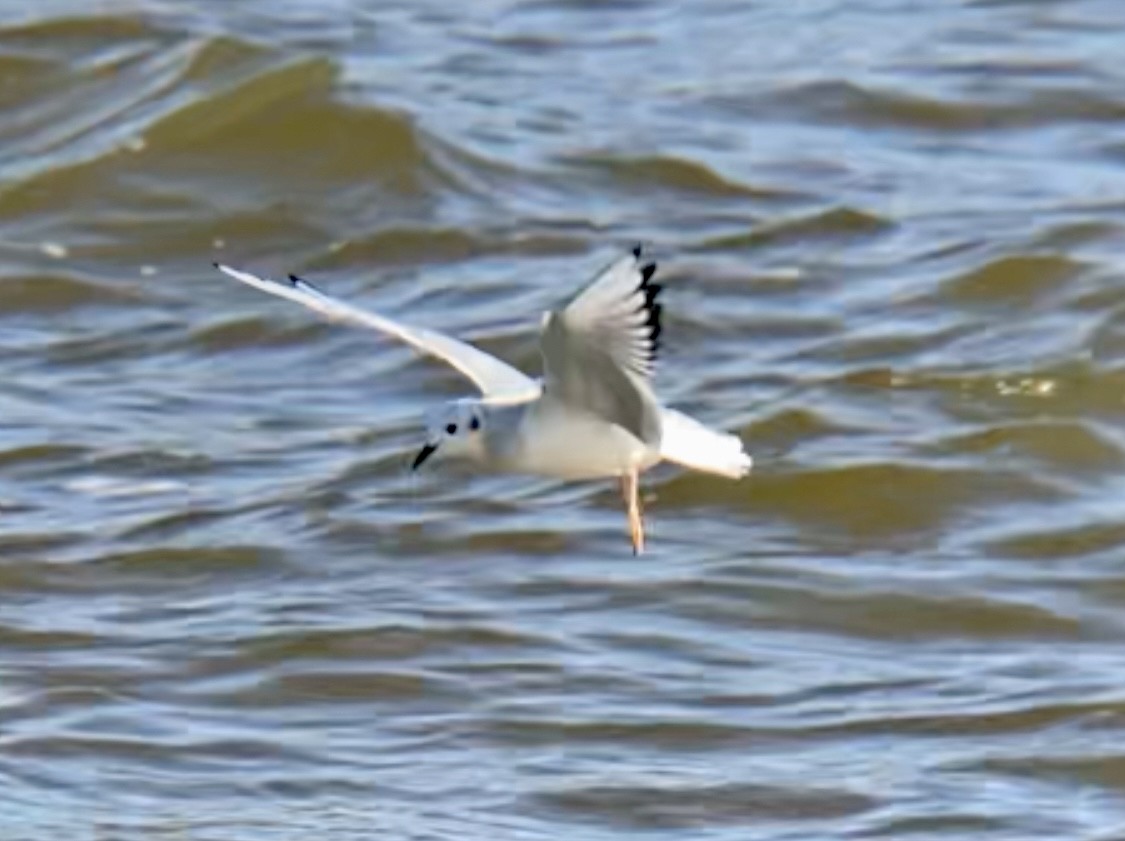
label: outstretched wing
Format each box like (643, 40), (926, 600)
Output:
(214, 263), (542, 405)
(538, 246), (663, 445)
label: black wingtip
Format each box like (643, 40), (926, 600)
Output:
(212, 261), (221, 269)
(632, 243), (642, 259)
(647, 302), (663, 359)
(637, 262), (663, 366)
(286, 271), (325, 293)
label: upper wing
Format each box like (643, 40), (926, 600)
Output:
(555, 245), (662, 379)
(538, 246), (663, 444)
(214, 263), (542, 405)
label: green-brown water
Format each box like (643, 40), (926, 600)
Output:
(4, 1), (1125, 838)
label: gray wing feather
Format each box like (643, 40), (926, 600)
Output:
(538, 247), (663, 444)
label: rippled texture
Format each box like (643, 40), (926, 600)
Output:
(4, 1), (1125, 838)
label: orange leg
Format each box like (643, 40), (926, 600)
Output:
(619, 471), (645, 555)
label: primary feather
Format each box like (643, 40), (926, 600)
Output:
(554, 245), (663, 379)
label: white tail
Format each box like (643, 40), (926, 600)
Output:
(659, 408), (752, 479)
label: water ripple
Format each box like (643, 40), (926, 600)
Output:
(2, 1), (1125, 839)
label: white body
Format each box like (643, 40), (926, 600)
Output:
(498, 400), (661, 480)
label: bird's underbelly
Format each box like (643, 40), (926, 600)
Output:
(504, 405), (660, 480)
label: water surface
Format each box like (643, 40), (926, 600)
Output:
(3, 1), (1125, 838)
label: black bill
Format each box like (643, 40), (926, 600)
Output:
(411, 442), (438, 470)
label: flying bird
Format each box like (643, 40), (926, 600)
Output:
(214, 247), (751, 553)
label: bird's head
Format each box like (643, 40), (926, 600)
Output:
(411, 399), (488, 469)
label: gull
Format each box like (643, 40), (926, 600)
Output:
(214, 247), (751, 553)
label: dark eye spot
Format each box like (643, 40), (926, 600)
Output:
(469, 416), (480, 431)
(445, 423), (457, 435)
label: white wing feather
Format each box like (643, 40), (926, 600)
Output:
(214, 263), (542, 405)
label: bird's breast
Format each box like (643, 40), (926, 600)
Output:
(499, 401), (661, 480)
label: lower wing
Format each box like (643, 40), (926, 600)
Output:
(659, 408), (752, 479)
